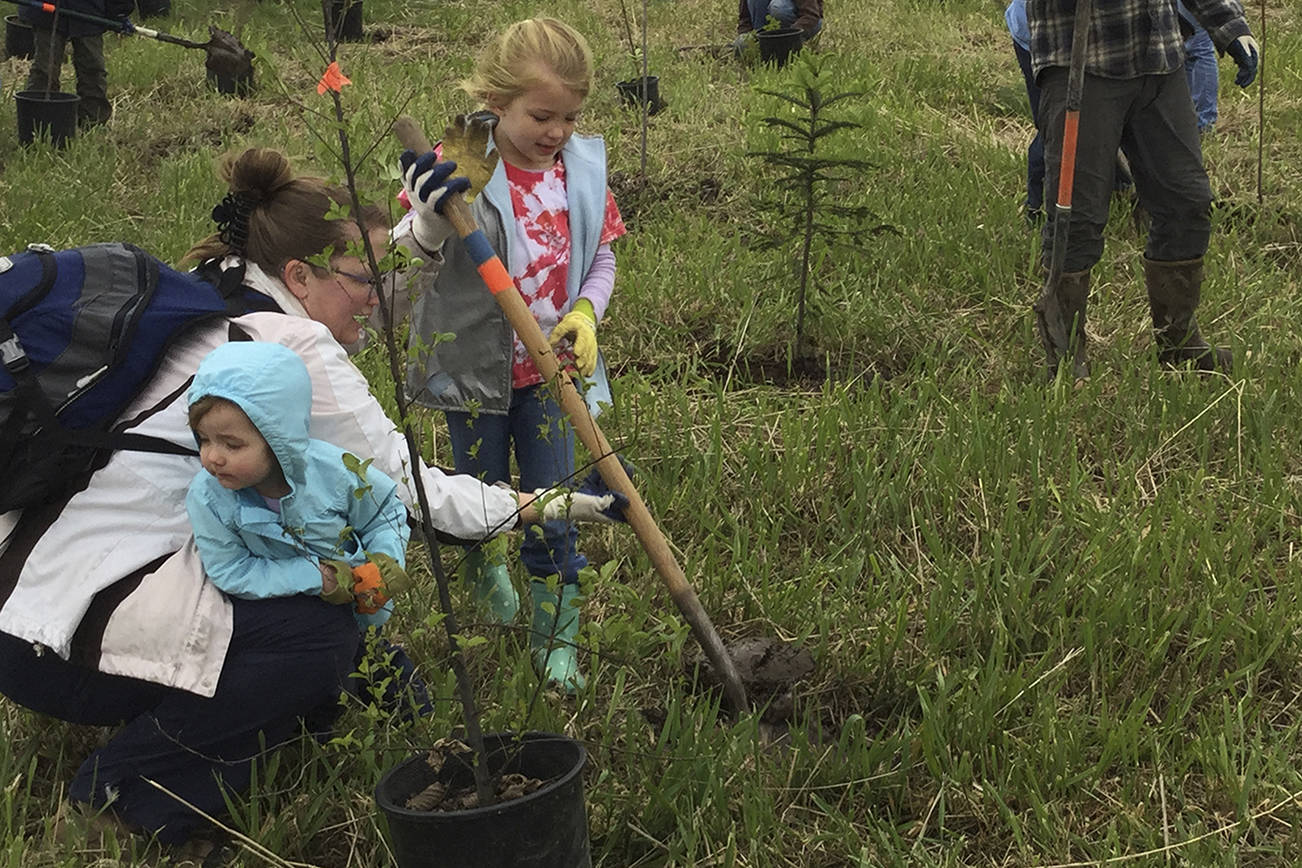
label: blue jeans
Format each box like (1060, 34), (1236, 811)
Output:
(445, 383), (587, 585)
(1183, 29), (1218, 131)
(747, 0), (823, 39)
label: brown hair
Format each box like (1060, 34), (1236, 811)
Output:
(462, 17), (594, 105)
(184, 147), (388, 276)
(187, 395), (236, 432)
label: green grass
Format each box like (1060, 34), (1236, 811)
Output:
(4, 0), (1302, 864)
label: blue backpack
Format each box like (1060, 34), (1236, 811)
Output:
(0, 242), (253, 514)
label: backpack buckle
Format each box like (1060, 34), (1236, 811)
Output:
(0, 331), (29, 374)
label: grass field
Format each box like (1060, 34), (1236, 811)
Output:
(3, 0), (1302, 865)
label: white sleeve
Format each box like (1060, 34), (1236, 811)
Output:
(234, 313), (519, 541)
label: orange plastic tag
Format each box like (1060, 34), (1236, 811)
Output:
(316, 61), (352, 95)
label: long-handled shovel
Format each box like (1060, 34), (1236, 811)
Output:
(1034, 0), (1093, 378)
(1, 0), (254, 81)
(393, 116), (750, 714)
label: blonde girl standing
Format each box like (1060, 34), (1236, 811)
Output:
(400, 17), (626, 692)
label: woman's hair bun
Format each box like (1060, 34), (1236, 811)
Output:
(222, 147), (294, 202)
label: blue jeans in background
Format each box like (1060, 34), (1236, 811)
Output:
(747, 0), (823, 40)
(1183, 28), (1218, 132)
(1014, 41), (1046, 212)
(445, 383), (587, 585)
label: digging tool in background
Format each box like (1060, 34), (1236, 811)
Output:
(1, 0), (254, 84)
(1033, 0), (1093, 380)
(393, 115), (750, 715)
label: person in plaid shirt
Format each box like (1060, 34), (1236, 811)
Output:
(1028, 0), (1259, 375)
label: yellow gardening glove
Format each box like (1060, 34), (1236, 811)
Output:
(548, 299), (599, 377)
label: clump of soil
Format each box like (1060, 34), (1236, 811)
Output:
(402, 739), (547, 812)
(690, 637), (816, 724)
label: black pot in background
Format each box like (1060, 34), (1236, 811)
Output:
(325, 0), (364, 42)
(4, 14), (34, 60)
(207, 66), (254, 97)
(135, 0), (171, 19)
(616, 75), (665, 116)
(375, 732), (591, 868)
(16, 91), (79, 148)
(757, 27), (803, 67)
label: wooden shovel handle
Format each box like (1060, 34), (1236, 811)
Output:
(392, 118), (749, 713)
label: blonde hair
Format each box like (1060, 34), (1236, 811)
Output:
(184, 147), (387, 276)
(462, 17), (593, 105)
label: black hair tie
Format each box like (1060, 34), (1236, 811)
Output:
(211, 191), (256, 256)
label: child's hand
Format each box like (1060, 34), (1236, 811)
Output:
(319, 560), (355, 605)
(351, 556), (411, 615)
(399, 149), (470, 253)
(549, 299), (599, 376)
(367, 552), (412, 595)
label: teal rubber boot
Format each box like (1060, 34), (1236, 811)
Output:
(460, 537), (518, 624)
(529, 581), (586, 693)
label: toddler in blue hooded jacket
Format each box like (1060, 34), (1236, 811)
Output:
(185, 341), (410, 631)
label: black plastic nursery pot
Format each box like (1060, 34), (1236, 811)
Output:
(375, 732), (591, 868)
(4, 14), (34, 60)
(134, 0), (171, 19)
(757, 27), (803, 67)
(325, 0), (364, 42)
(16, 91), (79, 148)
(206, 66), (253, 97)
(615, 75), (664, 115)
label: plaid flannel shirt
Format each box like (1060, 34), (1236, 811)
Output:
(1027, 0), (1251, 79)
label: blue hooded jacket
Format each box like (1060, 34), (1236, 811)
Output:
(185, 341), (410, 630)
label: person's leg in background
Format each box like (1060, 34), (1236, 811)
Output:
(1182, 28), (1219, 133)
(70, 33), (111, 126)
(25, 26), (67, 94)
(1118, 71), (1227, 370)
(1014, 40), (1045, 220)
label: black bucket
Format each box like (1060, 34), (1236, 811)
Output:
(135, 0), (171, 19)
(325, 0), (364, 42)
(16, 91), (79, 148)
(616, 76), (664, 115)
(757, 27), (803, 67)
(375, 732), (591, 868)
(4, 14), (34, 60)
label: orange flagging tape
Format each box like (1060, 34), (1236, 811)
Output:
(316, 61), (352, 95)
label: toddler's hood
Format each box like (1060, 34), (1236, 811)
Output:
(188, 341), (312, 489)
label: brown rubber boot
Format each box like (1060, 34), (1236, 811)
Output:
(1033, 269), (1091, 379)
(1143, 257), (1232, 373)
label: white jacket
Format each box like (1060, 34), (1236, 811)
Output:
(0, 262), (519, 696)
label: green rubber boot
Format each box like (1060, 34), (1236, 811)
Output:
(529, 581), (586, 693)
(460, 537), (518, 624)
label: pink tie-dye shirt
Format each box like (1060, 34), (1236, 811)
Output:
(504, 158), (625, 388)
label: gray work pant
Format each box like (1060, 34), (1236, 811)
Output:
(25, 28), (111, 126)
(1037, 67), (1212, 272)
